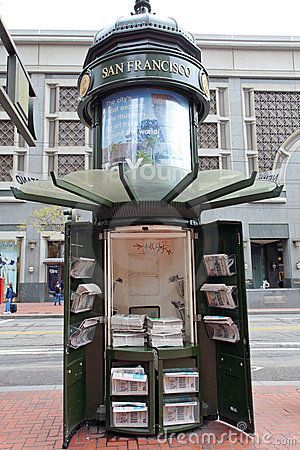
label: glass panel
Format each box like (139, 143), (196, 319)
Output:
(176, 170), (245, 202)
(101, 88), (191, 171)
(124, 166), (189, 201)
(20, 180), (97, 206)
(207, 180), (277, 204)
(61, 169), (130, 203)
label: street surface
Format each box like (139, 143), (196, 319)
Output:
(0, 314), (299, 386)
(249, 313), (300, 381)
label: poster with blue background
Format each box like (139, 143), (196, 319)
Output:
(102, 88), (191, 170)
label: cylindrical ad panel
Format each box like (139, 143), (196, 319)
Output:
(101, 88), (191, 171)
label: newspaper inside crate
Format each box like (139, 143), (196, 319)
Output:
(163, 370), (199, 393)
(163, 401), (198, 426)
(112, 402), (148, 428)
(111, 367), (148, 395)
(70, 257), (96, 279)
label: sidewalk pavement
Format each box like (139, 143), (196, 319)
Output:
(0, 383), (299, 449)
(1, 303), (300, 319)
(0, 303), (300, 448)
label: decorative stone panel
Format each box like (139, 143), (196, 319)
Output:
(199, 156), (219, 171)
(0, 154), (13, 181)
(59, 87), (79, 112)
(0, 121), (14, 146)
(58, 121), (85, 146)
(197, 122), (218, 149)
(58, 154), (85, 177)
(209, 90), (217, 115)
(254, 91), (300, 172)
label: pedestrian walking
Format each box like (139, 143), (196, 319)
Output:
(5, 282), (15, 314)
(54, 281), (62, 306)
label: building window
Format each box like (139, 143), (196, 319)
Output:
(198, 122), (218, 149)
(58, 154), (85, 177)
(254, 91), (300, 172)
(58, 120), (85, 146)
(198, 87), (230, 171)
(0, 120), (14, 146)
(48, 241), (64, 258)
(0, 154), (13, 181)
(58, 87), (79, 112)
(198, 156), (220, 171)
(45, 81), (91, 176)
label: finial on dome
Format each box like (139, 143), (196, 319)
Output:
(134, 0), (151, 14)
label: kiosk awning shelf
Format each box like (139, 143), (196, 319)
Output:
(10, 168), (283, 215)
(11, 181), (99, 212)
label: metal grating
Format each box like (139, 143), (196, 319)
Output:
(58, 154), (85, 177)
(254, 91), (300, 172)
(209, 90), (217, 115)
(58, 120), (85, 146)
(0, 121), (14, 146)
(197, 122), (219, 149)
(199, 156), (220, 171)
(0, 154), (13, 181)
(59, 87), (79, 112)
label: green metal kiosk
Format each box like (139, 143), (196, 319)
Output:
(12, 1), (283, 447)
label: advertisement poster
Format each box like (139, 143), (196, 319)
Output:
(102, 89), (191, 170)
(0, 241), (18, 295)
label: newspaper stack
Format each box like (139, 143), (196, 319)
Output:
(111, 314), (146, 347)
(203, 315), (240, 343)
(111, 366), (148, 395)
(112, 402), (148, 427)
(203, 254), (236, 277)
(163, 400), (198, 426)
(146, 317), (183, 347)
(200, 283), (237, 309)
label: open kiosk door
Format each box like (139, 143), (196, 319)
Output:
(194, 221), (254, 433)
(63, 222), (105, 448)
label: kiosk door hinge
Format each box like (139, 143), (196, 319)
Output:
(248, 408), (252, 423)
(193, 314), (202, 322)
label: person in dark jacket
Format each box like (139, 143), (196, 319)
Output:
(54, 282), (61, 306)
(5, 282), (15, 314)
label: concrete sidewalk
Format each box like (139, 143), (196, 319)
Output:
(0, 383), (299, 449)
(1, 303), (300, 319)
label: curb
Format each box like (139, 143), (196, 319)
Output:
(248, 309), (300, 315)
(0, 314), (63, 319)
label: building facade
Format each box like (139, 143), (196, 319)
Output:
(0, 31), (300, 306)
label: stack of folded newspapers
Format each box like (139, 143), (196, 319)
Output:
(203, 315), (240, 343)
(146, 317), (183, 347)
(111, 314), (146, 347)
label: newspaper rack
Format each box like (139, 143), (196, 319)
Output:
(203, 254), (236, 277)
(70, 257), (96, 279)
(70, 283), (102, 313)
(200, 283), (238, 309)
(203, 316), (240, 344)
(69, 317), (101, 349)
